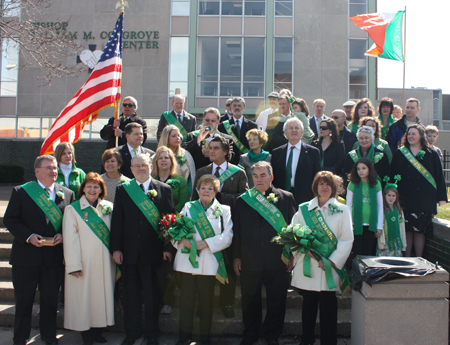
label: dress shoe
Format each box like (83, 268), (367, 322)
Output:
(41, 336), (58, 345)
(94, 335), (108, 343)
(222, 305), (235, 318)
(144, 338), (159, 345)
(121, 336), (137, 345)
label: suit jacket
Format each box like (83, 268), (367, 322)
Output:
(220, 112), (234, 123)
(272, 142), (321, 205)
(311, 140), (346, 175)
(4, 183), (75, 267)
(309, 115), (328, 139)
(110, 179), (175, 265)
(156, 110), (197, 142)
(191, 162), (249, 209)
(117, 144), (155, 179)
(232, 186), (296, 271)
(340, 126), (358, 155)
(218, 117), (258, 153)
(182, 131), (240, 168)
(100, 113), (148, 149)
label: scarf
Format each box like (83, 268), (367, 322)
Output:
(352, 181), (378, 235)
(358, 144), (375, 163)
(378, 114), (395, 139)
(248, 149), (270, 162)
(385, 206), (402, 250)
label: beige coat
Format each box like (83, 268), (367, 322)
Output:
(63, 196), (116, 331)
(291, 197), (353, 292)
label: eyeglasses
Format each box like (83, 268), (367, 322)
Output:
(40, 166), (58, 171)
(320, 126), (330, 130)
(123, 103), (135, 108)
(225, 103), (231, 106)
(331, 116), (342, 120)
(132, 164), (149, 169)
(204, 119), (217, 123)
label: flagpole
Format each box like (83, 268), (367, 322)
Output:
(115, 0), (126, 147)
(401, 6), (407, 113)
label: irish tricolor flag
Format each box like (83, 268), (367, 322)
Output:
(350, 10), (405, 61)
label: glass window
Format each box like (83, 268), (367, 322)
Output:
(0, 117), (16, 137)
(2, 0), (21, 17)
(1, 39), (19, 96)
(172, 1), (190, 16)
(220, 38), (241, 82)
(17, 118), (40, 138)
(275, 0), (292, 16)
(349, 39), (367, 99)
(199, 1), (220, 15)
(170, 37), (189, 82)
(91, 118), (108, 140)
(244, 37), (264, 82)
(197, 37), (219, 97)
(274, 38), (292, 91)
(245, 0), (265, 15)
(41, 117), (55, 139)
(222, 0), (243, 15)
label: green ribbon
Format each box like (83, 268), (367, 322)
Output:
(223, 120), (249, 154)
(187, 201), (228, 284)
(168, 216), (199, 269)
(218, 164), (244, 185)
(21, 181), (63, 232)
(399, 146), (436, 189)
(162, 111), (188, 141)
(240, 188), (290, 265)
(299, 202), (351, 295)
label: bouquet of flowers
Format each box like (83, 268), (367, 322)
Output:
(159, 213), (184, 244)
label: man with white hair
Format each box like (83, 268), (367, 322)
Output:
(100, 96), (148, 149)
(271, 117), (321, 205)
(156, 94), (197, 142)
(111, 153), (175, 345)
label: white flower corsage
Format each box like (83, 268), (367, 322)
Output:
(147, 189), (158, 198)
(101, 204), (112, 215)
(373, 152), (384, 164)
(56, 191), (64, 200)
(328, 203), (343, 216)
(267, 193), (278, 204)
(213, 204), (223, 219)
(73, 170), (79, 177)
(120, 177), (127, 184)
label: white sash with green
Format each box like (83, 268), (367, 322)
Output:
(162, 111), (188, 141)
(349, 150), (359, 163)
(186, 200), (228, 284)
(300, 202), (351, 295)
(240, 187), (290, 265)
(218, 165), (244, 185)
(71, 200), (120, 279)
(21, 181), (63, 232)
(222, 120), (249, 154)
(122, 179), (161, 236)
(399, 146), (436, 189)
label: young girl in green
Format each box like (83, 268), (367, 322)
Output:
(347, 158), (383, 257)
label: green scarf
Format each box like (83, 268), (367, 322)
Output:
(359, 144), (375, 162)
(378, 114), (395, 139)
(248, 149), (270, 162)
(385, 206), (403, 251)
(352, 181), (378, 235)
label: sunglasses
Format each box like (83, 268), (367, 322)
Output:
(123, 103), (135, 108)
(320, 126), (330, 130)
(331, 116), (342, 120)
(226, 103), (232, 106)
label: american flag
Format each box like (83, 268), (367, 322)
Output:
(40, 12), (124, 155)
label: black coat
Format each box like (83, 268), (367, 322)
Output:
(100, 113), (148, 149)
(110, 179), (175, 265)
(340, 126), (358, 155)
(272, 142), (321, 205)
(232, 186), (296, 271)
(391, 147), (447, 213)
(4, 183), (75, 266)
(311, 140), (345, 175)
(117, 144), (155, 179)
(218, 117), (258, 153)
(309, 115), (328, 139)
(156, 110), (197, 142)
(220, 112), (234, 123)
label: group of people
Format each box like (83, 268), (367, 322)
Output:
(4, 91), (447, 345)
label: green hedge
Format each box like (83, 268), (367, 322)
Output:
(0, 164), (25, 183)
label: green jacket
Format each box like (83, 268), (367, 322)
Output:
(352, 137), (393, 164)
(161, 175), (189, 213)
(56, 164), (86, 199)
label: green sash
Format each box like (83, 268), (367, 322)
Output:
(187, 200), (228, 284)
(122, 179), (161, 235)
(300, 202), (351, 295)
(21, 181), (63, 232)
(222, 120), (249, 154)
(399, 146), (436, 189)
(240, 188), (290, 265)
(349, 150), (359, 163)
(71, 200), (120, 278)
(162, 111), (188, 141)
(218, 165), (244, 185)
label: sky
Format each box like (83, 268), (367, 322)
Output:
(377, 0), (450, 94)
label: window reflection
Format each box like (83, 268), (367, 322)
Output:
(245, 0), (265, 15)
(1, 39), (19, 96)
(222, 0), (243, 15)
(0, 117), (16, 137)
(197, 37), (219, 97)
(349, 39), (367, 99)
(199, 1), (220, 15)
(275, 0), (292, 16)
(274, 38), (292, 91)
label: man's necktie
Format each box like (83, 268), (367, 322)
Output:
(215, 167), (221, 178)
(177, 114), (181, 123)
(235, 120), (241, 138)
(45, 187), (51, 197)
(140, 184), (145, 193)
(132, 148), (137, 156)
(285, 146), (295, 190)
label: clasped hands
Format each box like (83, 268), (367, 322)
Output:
(29, 233), (62, 247)
(305, 250), (335, 271)
(179, 238), (209, 251)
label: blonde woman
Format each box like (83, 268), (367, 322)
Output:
(54, 142), (86, 199)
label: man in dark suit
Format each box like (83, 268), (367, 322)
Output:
(219, 97), (234, 123)
(272, 117), (321, 205)
(309, 98), (328, 139)
(218, 97), (258, 158)
(118, 123), (155, 179)
(192, 136), (248, 318)
(156, 94), (197, 142)
(182, 107), (239, 168)
(233, 161), (296, 345)
(111, 154), (175, 345)
(331, 109), (357, 155)
(4, 155), (75, 345)
(100, 96), (148, 149)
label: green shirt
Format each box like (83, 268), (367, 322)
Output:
(56, 164), (86, 199)
(162, 175), (189, 213)
(348, 181), (381, 224)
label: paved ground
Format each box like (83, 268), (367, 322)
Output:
(0, 328), (352, 345)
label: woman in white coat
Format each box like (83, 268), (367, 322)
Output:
(291, 171), (353, 345)
(63, 172), (116, 345)
(173, 174), (233, 345)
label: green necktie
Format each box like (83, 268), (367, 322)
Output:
(285, 146), (295, 190)
(215, 166), (221, 178)
(132, 148), (137, 156)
